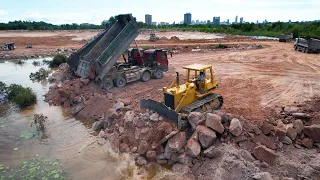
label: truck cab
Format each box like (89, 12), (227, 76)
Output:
(143, 49), (169, 72)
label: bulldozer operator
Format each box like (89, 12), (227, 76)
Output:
(194, 71), (205, 93)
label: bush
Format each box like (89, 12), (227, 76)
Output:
(0, 81), (6, 93)
(29, 68), (50, 81)
(214, 44), (228, 49)
(6, 84), (37, 107)
(50, 54), (67, 68)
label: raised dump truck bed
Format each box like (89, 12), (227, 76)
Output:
(294, 37), (320, 53)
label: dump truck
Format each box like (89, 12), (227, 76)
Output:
(140, 64), (223, 129)
(294, 37), (320, 53)
(279, 34), (293, 42)
(67, 14), (168, 90)
(0, 43), (15, 51)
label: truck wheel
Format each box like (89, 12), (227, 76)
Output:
(154, 69), (164, 79)
(114, 76), (127, 88)
(100, 79), (113, 90)
(303, 47), (307, 53)
(294, 45), (298, 51)
(141, 71), (151, 82)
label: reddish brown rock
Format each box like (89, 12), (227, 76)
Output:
(252, 145), (278, 164)
(205, 113), (224, 134)
(303, 125), (320, 143)
(261, 121), (273, 135)
(275, 120), (286, 141)
(157, 122), (173, 135)
(165, 132), (187, 153)
(80, 78), (90, 86)
(146, 150), (157, 159)
(107, 108), (118, 119)
(138, 140), (150, 155)
(186, 139), (201, 157)
(302, 138), (313, 149)
(293, 119), (304, 135)
(286, 127), (297, 140)
(63, 99), (71, 108)
(196, 125), (217, 148)
(253, 134), (276, 150)
(203, 145), (222, 158)
(188, 112), (204, 130)
(177, 153), (193, 167)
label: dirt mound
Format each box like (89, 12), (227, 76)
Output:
(170, 36), (180, 40)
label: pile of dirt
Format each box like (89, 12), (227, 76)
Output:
(170, 36), (180, 40)
(93, 100), (320, 180)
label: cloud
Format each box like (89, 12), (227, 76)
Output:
(210, 0), (320, 6)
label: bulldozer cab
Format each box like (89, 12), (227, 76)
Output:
(183, 64), (216, 94)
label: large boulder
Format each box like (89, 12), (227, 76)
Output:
(286, 126), (297, 140)
(124, 111), (134, 128)
(205, 113), (224, 134)
(146, 150), (157, 159)
(107, 108), (118, 119)
(252, 145), (278, 164)
(149, 113), (159, 121)
(112, 102), (124, 110)
(261, 121), (273, 135)
(186, 139), (201, 157)
(301, 138), (313, 149)
(303, 125), (320, 142)
(177, 153), (193, 167)
(165, 132), (187, 153)
(196, 125), (217, 148)
(229, 118), (243, 136)
(293, 119), (304, 135)
(188, 112), (204, 130)
(71, 103), (85, 115)
(203, 145), (222, 158)
(91, 120), (104, 131)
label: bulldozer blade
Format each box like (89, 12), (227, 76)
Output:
(140, 99), (181, 129)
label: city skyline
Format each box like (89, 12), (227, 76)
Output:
(0, 0), (319, 25)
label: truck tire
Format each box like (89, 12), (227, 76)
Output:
(154, 69), (164, 79)
(294, 45), (298, 51)
(141, 71), (151, 82)
(100, 79), (113, 90)
(114, 76), (127, 88)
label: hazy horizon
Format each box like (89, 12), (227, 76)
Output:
(0, 0), (319, 25)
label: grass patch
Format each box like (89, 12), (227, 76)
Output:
(141, 46), (152, 50)
(49, 54), (67, 68)
(6, 84), (37, 108)
(29, 68), (51, 81)
(214, 44), (228, 49)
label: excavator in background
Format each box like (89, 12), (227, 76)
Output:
(67, 14), (168, 90)
(140, 64), (224, 129)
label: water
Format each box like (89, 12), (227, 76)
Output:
(247, 36), (279, 40)
(0, 58), (177, 179)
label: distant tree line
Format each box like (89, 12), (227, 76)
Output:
(153, 21), (320, 39)
(1, 18), (319, 39)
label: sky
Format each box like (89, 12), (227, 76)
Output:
(0, 0), (319, 25)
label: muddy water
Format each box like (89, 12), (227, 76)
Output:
(0, 59), (135, 179)
(0, 59), (177, 180)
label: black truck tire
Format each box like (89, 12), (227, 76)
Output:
(114, 76), (127, 88)
(154, 69), (164, 79)
(141, 71), (151, 82)
(100, 79), (114, 90)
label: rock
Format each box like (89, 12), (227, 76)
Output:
(293, 119), (304, 134)
(240, 149), (255, 162)
(149, 113), (159, 121)
(124, 111), (134, 128)
(275, 120), (286, 141)
(177, 153), (193, 167)
(310, 164), (320, 171)
(98, 130), (106, 138)
(71, 103), (85, 115)
(119, 97), (132, 106)
(213, 110), (228, 123)
(303, 125), (320, 142)
(112, 102), (124, 110)
(157, 122), (173, 135)
(253, 172), (273, 180)
(203, 145), (222, 158)
(188, 112), (204, 130)
(284, 106), (299, 114)
(134, 117), (145, 128)
(301, 138), (313, 149)
(252, 145), (278, 164)
(92, 120), (104, 131)
(160, 130), (179, 144)
(138, 140), (150, 155)
(146, 150), (157, 159)
(131, 147), (138, 153)
(63, 99), (71, 108)
(107, 108), (118, 119)
(196, 125), (217, 148)
(253, 134), (277, 150)
(205, 113), (224, 134)
(156, 159), (168, 164)
(229, 118), (243, 136)
(292, 113), (311, 119)
(80, 78), (90, 86)
(165, 132), (187, 153)
(136, 156), (147, 166)
(286, 127), (297, 140)
(172, 164), (191, 176)
(235, 135), (247, 143)
(119, 143), (130, 152)
(118, 127), (125, 134)
(186, 139), (201, 157)
(261, 121), (273, 135)
(281, 136), (292, 145)
(107, 93), (113, 100)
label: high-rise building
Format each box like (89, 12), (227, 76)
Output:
(184, 13), (192, 25)
(145, 14), (152, 25)
(235, 16), (238, 24)
(226, 19), (230, 25)
(207, 20), (211, 24)
(240, 17), (243, 24)
(152, 22), (157, 26)
(213, 17), (220, 25)
(256, 20), (259, 24)
(196, 20), (199, 24)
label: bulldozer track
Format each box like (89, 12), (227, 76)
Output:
(181, 93), (223, 113)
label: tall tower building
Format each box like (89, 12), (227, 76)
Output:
(235, 16), (238, 24)
(240, 17), (244, 24)
(184, 13), (192, 25)
(145, 14), (152, 25)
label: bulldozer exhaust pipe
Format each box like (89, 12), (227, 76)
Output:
(176, 72), (180, 88)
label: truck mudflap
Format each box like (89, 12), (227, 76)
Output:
(140, 99), (181, 130)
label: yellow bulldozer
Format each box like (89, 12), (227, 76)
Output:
(140, 64), (223, 129)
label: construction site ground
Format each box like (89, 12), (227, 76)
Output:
(1, 30), (320, 122)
